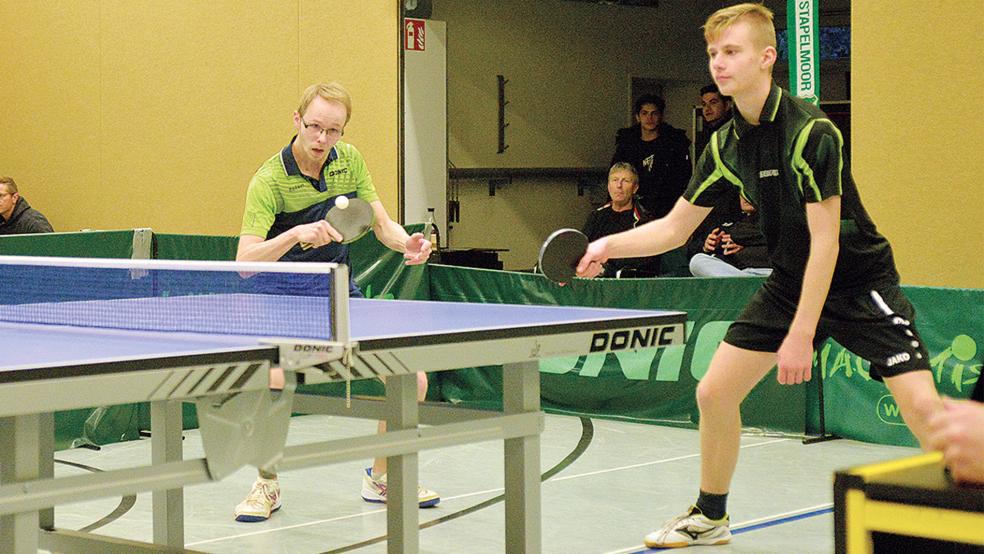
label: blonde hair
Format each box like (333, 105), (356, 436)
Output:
(0, 176), (17, 194)
(609, 162), (639, 184)
(703, 3), (776, 50)
(297, 82), (352, 123)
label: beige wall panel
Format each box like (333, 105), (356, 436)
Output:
(98, 1), (298, 235)
(0, 2), (101, 231)
(300, 0), (400, 220)
(852, 2), (983, 287)
(1, 1), (398, 236)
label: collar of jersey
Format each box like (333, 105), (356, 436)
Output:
(732, 82), (782, 138)
(280, 136), (338, 192)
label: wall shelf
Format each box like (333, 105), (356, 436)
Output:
(448, 167), (608, 196)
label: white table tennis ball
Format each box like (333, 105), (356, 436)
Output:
(335, 196), (350, 209)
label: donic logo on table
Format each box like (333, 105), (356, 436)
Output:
(589, 326), (680, 352)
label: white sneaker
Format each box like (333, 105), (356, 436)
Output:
(361, 468), (440, 508)
(234, 477), (282, 522)
(644, 505), (731, 548)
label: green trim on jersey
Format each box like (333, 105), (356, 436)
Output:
(682, 83), (898, 295)
(240, 140), (379, 237)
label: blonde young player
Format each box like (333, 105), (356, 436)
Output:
(576, 4), (944, 548)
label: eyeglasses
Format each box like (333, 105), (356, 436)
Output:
(301, 119), (344, 139)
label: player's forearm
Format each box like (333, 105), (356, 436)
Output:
(606, 198), (708, 259)
(236, 232), (297, 262)
(606, 219), (687, 259)
(376, 218), (411, 253)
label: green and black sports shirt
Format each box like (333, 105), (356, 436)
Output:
(685, 83), (899, 297)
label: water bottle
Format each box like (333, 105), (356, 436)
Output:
(425, 207), (440, 254)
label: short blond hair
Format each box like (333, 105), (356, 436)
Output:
(0, 176), (17, 194)
(297, 82), (352, 123)
(609, 162), (639, 184)
(703, 3), (776, 50)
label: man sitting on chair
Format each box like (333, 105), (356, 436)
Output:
(581, 163), (660, 277)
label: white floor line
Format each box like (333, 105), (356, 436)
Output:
(600, 502), (834, 554)
(548, 438), (789, 483)
(187, 438), (790, 547)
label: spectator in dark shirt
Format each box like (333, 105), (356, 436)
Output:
(611, 94), (692, 219)
(0, 177), (53, 235)
(689, 195), (771, 277)
(582, 163), (660, 277)
(694, 83), (733, 161)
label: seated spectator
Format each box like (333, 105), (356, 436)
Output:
(689, 195), (770, 277)
(0, 177), (53, 235)
(582, 163), (660, 277)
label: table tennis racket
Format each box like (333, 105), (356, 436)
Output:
(301, 197), (374, 250)
(538, 228), (589, 284)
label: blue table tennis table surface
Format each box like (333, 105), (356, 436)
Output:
(1, 295), (684, 375)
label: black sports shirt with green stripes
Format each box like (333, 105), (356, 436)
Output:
(684, 83), (899, 297)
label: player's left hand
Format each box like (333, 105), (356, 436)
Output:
(776, 332), (813, 385)
(403, 233), (432, 265)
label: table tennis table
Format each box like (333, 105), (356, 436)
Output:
(0, 256), (686, 553)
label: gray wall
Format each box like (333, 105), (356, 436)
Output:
(433, 0), (849, 269)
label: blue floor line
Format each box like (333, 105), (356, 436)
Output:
(632, 506), (834, 553)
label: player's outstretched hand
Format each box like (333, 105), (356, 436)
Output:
(776, 332), (813, 385)
(403, 232), (432, 265)
(575, 238), (610, 279)
(928, 397), (984, 485)
(295, 220), (343, 248)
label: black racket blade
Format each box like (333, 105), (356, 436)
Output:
(538, 228), (589, 284)
(325, 197), (374, 244)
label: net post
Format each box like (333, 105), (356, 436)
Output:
(330, 264), (350, 344)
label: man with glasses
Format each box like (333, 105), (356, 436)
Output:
(0, 177), (53, 235)
(234, 82), (438, 522)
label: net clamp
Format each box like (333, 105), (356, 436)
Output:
(272, 339), (350, 372)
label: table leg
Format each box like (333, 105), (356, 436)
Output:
(38, 413), (54, 530)
(0, 415), (42, 554)
(151, 400), (184, 547)
(503, 361), (541, 554)
(385, 374), (419, 554)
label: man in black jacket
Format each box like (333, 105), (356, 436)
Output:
(610, 94), (692, 219)
(0, 177), (53, 235)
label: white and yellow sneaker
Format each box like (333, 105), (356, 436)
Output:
(234, 476), (282, 522)
(361, 468), (440, 508)
(644, 505), (731, 548)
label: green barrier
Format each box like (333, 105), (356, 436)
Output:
(816, 287), (983, 446)
(0, 229), (144, 258)
(428, 266), (982, 446)
(427, 266), (807, 434)
(154, 233), (237, 261)
(23, 228), (980, 449)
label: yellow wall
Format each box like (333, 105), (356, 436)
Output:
(852, 2), (983, 288)
(0, 1), (399, 236)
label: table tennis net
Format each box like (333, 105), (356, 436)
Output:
(0, 261), (337, 340)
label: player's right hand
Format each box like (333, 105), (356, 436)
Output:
(295, 220), (343, 248)
(576, 238), (610, 279)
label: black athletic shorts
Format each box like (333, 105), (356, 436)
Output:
(724, 282), (929, 380)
